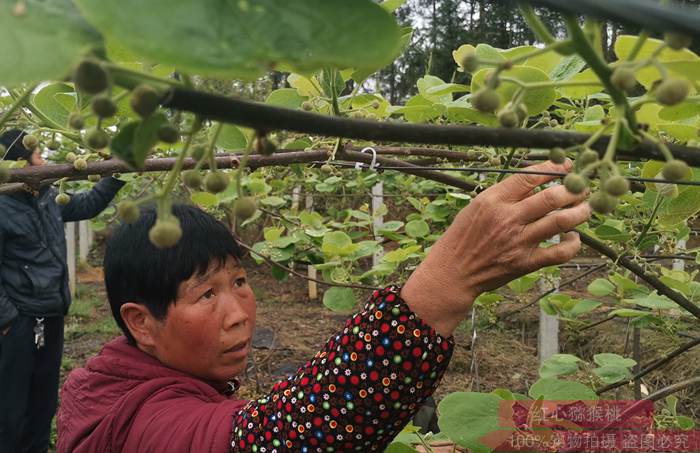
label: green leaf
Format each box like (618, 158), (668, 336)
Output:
(659, 102), (700, 121)
(131, 112), (168, 168)
(322, 287), (356, 313)
(381, 0), (407, 12)
(322, 231), (357, 257)
(587, 278), (615, 297)
(384, 443), (419, 453)
(266, 88), (307, 109)
(539, 354), (581, 379)
(437, 392), (503, 453)
(74, 0), (402, 79)
(31, 83), (78, 128)
(529, 378), (597, 401)
(559, 69), (603, 99)
(378, 220), (404, 233)
(659, 123), (699, 142)
(405, 220), (430, 238)
(215, 124), (248, 151)
(567, 299), (602, 317)
(626, 293), (678, 310)
(259, 196), (286, 208)
(471, 66), (556, 115)
(676, 416), (695, 430)
(190, 191), (219, 208)
(615, 35), (699, 62)
(0, 0), (101, 88)
(609, 308), (650, 318)
(593, 365), (632, 384)
(550, 54), (587, 81)
(593, 353), (637, 368)
(507, 272), (540, 295)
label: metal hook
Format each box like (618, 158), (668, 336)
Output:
(354, 147), (379, 171)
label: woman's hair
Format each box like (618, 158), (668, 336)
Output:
(0, 129), (34, 162)
(104, 203), (244, 344)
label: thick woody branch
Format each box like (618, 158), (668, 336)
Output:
(161, 87), (700, 166)
(579, 231), (700, 321)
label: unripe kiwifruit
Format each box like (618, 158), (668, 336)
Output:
(549, 148), (567, 164)
(204, 171), (230, 194)
(73, 158), (87, 171)
(157, 124), (179, 144)
(22, 134), (38, 149)
(0, 167), (10, 184)
(301, 101), (313, 111)
(130, 84), (160, 118)
(589, 191), (618, 215)
(47, 140), (60, 151)
(370, 100), (381, 109)
(579, 149), (599, 167)
(88, 174), (101, 183)
(515, 104), (529, 122)
(233, 196), (257, 220)
(471, 88), (500, 113)
(190, 145), (207, 161)
(68, 113), (85, 130)
(85, 128), (109, 150)
(662, 159), (690, 181)
(117, 201), (140, 224)
(55, 193), (70, 206)
(603, 176), (630, 197)
(460, 52), (479, 73)
(182, 170), (202, 189)
(254, 136), (277, 156)
(91, 95), (117, 119)
(65, 152), (77, 163)
(611, 67), (637, 93)
(320, 164), (334, 174)
(664, 32), (692, 50)
(563, 174), (587, 194)
(73, 60), (109, 95)
(498, 109), (519, 128)
(655, 78), (690, 106)
(148, 217), (182, 249)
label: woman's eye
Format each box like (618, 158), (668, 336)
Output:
(234, 277), (247, 288)
(202, 289), (215, 300)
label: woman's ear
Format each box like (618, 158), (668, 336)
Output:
(120, 303), (159, 349)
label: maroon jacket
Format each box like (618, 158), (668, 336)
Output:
(57, 336), (247, 453)
(58, 287), (454, 452)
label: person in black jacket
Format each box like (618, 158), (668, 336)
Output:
(0, 129), (125, 453)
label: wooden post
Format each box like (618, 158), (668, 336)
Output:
(538, 235), (560, 365)
(65, 223), (76, 297)
(673, 239), (687, 272)
(371, 181), (384, 266)
(291, 186), (301, 212)
(78, 221), (90, 265)
(305, 193), (318, 300)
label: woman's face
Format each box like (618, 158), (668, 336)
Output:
(29, 149), (45, 166)
(145, 256), (257, 383)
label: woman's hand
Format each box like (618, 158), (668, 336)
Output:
(401, 160), (591, 337)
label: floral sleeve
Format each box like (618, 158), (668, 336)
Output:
(230, 285), (455, 452)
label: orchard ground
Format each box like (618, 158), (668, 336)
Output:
(51, 252), (700, 451)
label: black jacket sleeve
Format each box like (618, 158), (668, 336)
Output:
(60, 177), (125, 222)
(0, 229), (19, 331)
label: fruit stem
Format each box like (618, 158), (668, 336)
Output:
(0, 83), (37, 131)
(639, 130), (674, 161)
(564, 15), (639, 131)
(496, 147), (518, 182)
(603, 118), (622, 162)
(634, 192), (664, 248)
(159, 129), (195, 197)
(519, 4), (555, 45)
(499, 77), (603, 90)
(207, 122), (224, 172)
(105, 63), (182, 89)
(235, 133), (256, 198)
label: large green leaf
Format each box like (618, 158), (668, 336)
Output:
(31, 83), (77, 128)
(615, 35), (699, 62)
(322, 287), (356, 313)
(528, 378), (597, 401)
(110, 113), (168, 169)
(539, 354), (581, 379)
(0, 0), (101, 87)
(265, 88), (307, 109)
(438, 392), (504, 453)
(322, 231), (357, 257)
(74, 0), (402, 79)
(214, 125), (248, 151)
(593, 353), (636, 368)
